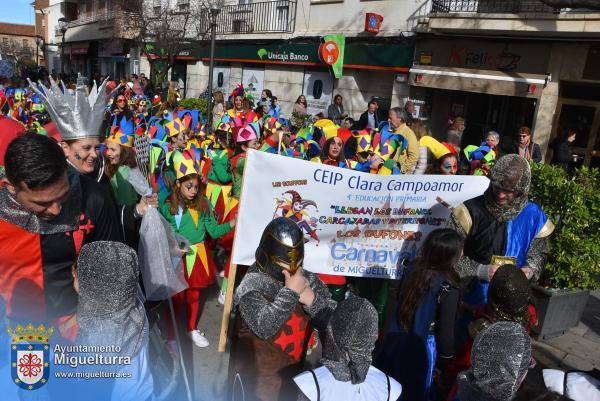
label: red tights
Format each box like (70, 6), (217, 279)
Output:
(168, 288), (202, 335)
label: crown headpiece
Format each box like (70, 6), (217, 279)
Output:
(7, 324), (54, 343)
(28, 73), (110, 141)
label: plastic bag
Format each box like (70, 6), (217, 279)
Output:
(127, 168), (188, 300)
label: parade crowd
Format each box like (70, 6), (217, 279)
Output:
(0, 72), (598, 401)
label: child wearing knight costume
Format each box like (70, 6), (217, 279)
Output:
(159, 149), (235, 348)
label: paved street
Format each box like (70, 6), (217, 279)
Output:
(533, 289), (600, 371)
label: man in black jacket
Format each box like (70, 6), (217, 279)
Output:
(357, 100), (385, 130)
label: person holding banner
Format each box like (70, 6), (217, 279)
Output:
(159, 149), (236, 348)
(446, 154), (554, 309)
(231, 217), (335, 401)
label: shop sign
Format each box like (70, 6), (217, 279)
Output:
(320, 35), (345, 79)
(415, 39), (550, 74)
(257, 48), (311, 62)
(365, 13), (384, 34)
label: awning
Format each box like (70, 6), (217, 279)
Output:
(409, 65), (549, 98)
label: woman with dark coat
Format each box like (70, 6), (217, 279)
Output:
(550, 129), (576, 169)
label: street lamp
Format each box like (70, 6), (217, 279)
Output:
(35, 35), (44, 66)
(206, 0), (222, 132)
(58, 17), (69, 77)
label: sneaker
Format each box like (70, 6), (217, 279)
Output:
(219, 270), (225, 278)
(187, 330), (209, 348)
(218, 291), (226, 305)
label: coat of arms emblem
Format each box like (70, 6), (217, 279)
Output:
(8, 323), (53, 390)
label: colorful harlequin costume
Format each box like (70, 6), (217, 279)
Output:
(106, 117), (139, 207)
(231, 218), (335, 401)
(463, 142), (497, 176)
(159, 149), (233, 335)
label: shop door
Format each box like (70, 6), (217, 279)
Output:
(553, 100), (600, 168)
(171, 61), (188, 98)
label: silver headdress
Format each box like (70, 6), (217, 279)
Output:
(28, 74), (110, 141)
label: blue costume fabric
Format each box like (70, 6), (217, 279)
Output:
(375, 272), (445, 401)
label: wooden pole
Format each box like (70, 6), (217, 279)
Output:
(218, 149), (254, 352)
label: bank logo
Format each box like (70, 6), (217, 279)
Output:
(257, 48), (267, 60)
(8, 324), (54, 390)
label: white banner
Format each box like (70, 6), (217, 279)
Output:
(233, 150), (489, 279)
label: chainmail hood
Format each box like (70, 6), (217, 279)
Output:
(487, 265), (531, 326)
(321, 297), (378, 384)
(0, 165), (81, 234)
(458, 321), (531, 401)
(484, 155), (531, 222)
(77, 241), (146, 357)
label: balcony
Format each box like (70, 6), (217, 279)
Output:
(430, 0), (594, 14)
(199, 0), (297, 35)
(424, 0), (600, 38)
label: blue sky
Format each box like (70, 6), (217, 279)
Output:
(2, 0), (35, 25)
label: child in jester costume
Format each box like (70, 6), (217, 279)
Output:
(159, 149), (236, 348)
(217, 121), (261, 304)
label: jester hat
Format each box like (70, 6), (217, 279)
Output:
(263, 116), (282, 134)
(107, 116), (135, 147)
(420, 136), (458, 159)
(164, 117), (187, 138)
(172, 149), (201, 180)
(354, 130), (373, 153)
(314, 119), (338, 140)
(236, 122), (260, 144)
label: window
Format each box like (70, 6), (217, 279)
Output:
(2, 37), (8, 45)
(153, 5), (161, 16)
(311, 0), (344, 3)
(23, 39), (28, 47)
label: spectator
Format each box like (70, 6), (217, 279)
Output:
(342, 117), (355, 130)
(511, 126), (542, 163)
(388, 107), (419, 174)
(270, 96), (281, 118)
(327, 94), (346, 125)
(358, 100), (384, 130)
(447, 117), (466, 149)
(410, 119), (429, 174)
(550, 129), (576, 170)
(212, 91), (225, 127)
(292, 95), (309, 129)
(404, 100), (416, 126)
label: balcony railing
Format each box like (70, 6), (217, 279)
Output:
(430, 0), (582, 14)
(200, 0), (297, 35)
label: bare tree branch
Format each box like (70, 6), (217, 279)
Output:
(539, 0), (600, 10)
(113, 0), (211, 84)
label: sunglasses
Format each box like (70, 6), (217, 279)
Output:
(117, 99), (126, 103)
(519, 134), (529, 137)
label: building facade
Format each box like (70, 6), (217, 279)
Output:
(43, 0), (139, 79)
(141, 0), (425, 120)
(413, 0), (600, 167)
(0, 23), (39, 66)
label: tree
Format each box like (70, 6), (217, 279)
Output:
(115, 0), (212, 86)
(539, 0), (600, 9)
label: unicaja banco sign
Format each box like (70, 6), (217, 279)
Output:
(257, 48), (310, 62)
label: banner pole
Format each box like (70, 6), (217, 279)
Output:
(218, 149), (254, 352)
